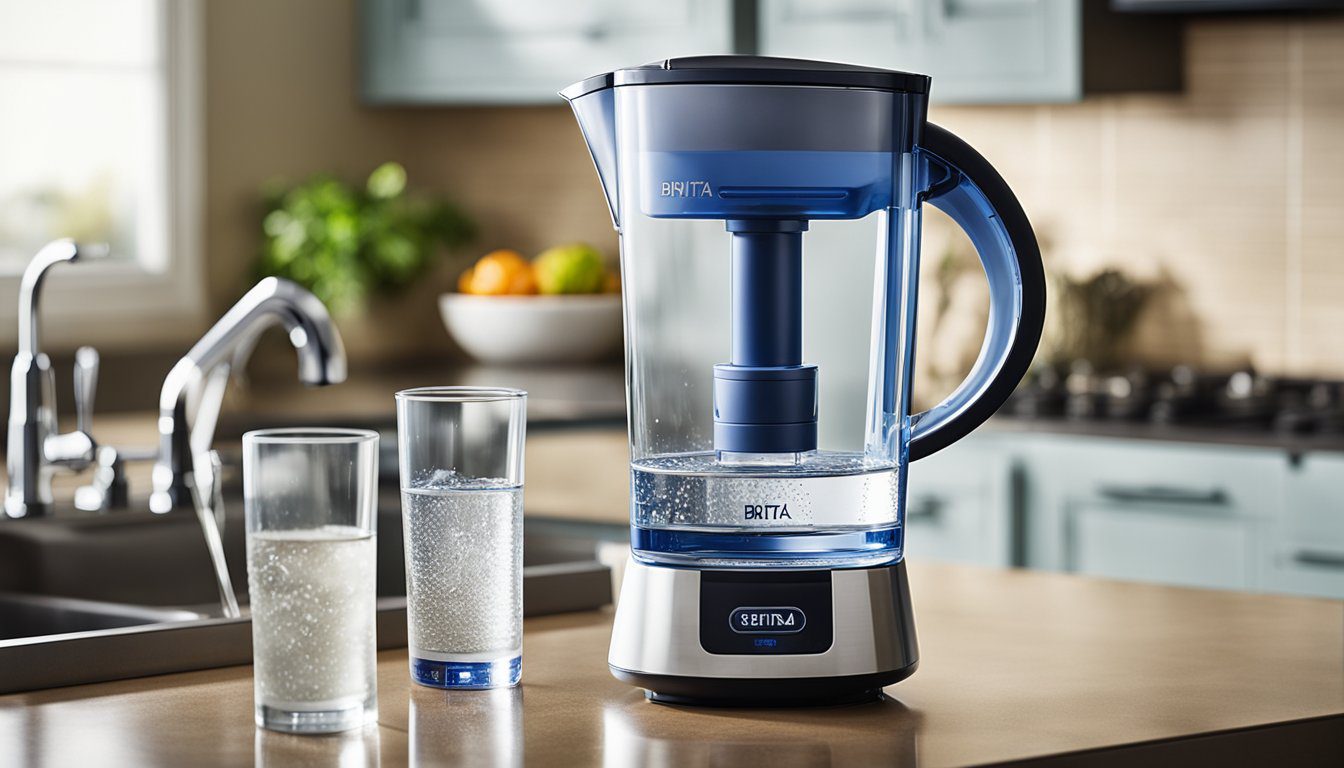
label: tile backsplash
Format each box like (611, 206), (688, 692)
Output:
(926, 17), (1344, 376)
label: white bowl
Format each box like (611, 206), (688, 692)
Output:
(439, 293), (623, 364)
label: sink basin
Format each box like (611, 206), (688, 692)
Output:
(0, 484), (622, 610)
(0, 592), (201, 641)
(0, 496), (618, 695)
(0, 417), (623, 694)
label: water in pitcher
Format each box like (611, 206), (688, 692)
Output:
(630, 450), (904, 569)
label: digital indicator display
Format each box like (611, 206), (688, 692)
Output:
(700, 571), (833, 655)
(730, 606), (807, 634)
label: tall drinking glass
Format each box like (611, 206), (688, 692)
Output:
(244, 428), (380, 734)
(396, 387), (526, 689)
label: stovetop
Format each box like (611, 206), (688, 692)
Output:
(1006, 364), (1344, 446)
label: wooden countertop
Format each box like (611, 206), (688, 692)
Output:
(2, 562), (1341, 767)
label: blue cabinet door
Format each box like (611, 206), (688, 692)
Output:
(904, 432), (1015, 567)
(759, 0), (1082, 103)
(1068, 501), (1257, 590)
(362, 0), (733, 105)
(1022, 435), (1283, 592)
(756, 0), (924, 74)
(918, 0), (1080, 102)
(1268, 454), (1344, 599)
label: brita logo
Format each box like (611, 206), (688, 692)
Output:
(730, 606), (807, 634)
(744, 504), (790, 521)
(659, 180), (713, 198)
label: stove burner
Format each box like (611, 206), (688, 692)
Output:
(1009, 365), (1344, 436)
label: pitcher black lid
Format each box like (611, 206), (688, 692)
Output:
(560, 55), (930, 100)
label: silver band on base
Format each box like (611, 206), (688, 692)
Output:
(608, 558), (918, 705)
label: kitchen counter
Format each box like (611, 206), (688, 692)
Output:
(221, 362), (627, 430)
(2, 562), (1340, 767)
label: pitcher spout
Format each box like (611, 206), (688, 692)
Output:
(561, 73), (620, 229)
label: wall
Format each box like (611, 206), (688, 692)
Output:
(204, 5), (1344, 376)
(926, 17), (1344, 377)
(204, 0), (615, 365)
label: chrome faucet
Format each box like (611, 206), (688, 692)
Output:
(5, 240), (103, 519)
(148, 277), (346, 514)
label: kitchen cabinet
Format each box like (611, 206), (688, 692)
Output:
(1067, 499), (1257, 590)
(1266, 453), (1344, 599)
(360, 0), (1178, 106)
(1024, 436), (1282, 591)
(904, 433), (1016, 567)
(901, 425), (1344, 599)
(360, 0), (734, 104)
(757, 0), (1181, 103)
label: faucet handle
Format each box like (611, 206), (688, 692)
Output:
(74, 445), (127, 512)
(44, 346), (99, 469)
(73, 346), (98, 436)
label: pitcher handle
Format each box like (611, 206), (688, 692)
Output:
(908, 123), (1047, 461)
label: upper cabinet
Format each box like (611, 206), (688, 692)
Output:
(361, 0), (734, 104)
(361, 0), (1180, 106)
(758, 0), (1181, 104)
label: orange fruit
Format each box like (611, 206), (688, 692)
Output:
(509, 267), (539, 295)
(463, 249), (529, 295)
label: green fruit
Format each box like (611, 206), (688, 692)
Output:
(534, 243), (606, 294)
(366, 162), (407, 200)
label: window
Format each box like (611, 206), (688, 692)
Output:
(0, 0), (203, 347)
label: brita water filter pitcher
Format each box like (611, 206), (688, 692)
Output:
(563, 56), (1045, 705)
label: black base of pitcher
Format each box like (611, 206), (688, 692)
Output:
(612, 663), (918, 707)
(608, 559), (919, 707)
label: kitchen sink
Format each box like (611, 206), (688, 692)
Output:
(0, 492), (617, 694)
(0, 485), (618, 611)
(0, 592), (201, 641)
(0, 517), (614, 694)
(0, 415), (623, 693)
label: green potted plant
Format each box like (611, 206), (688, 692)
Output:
(255, 162), (475, 315)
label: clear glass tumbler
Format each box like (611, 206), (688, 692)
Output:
(243, 428), (380, 734)
(395, 387), (526, 689)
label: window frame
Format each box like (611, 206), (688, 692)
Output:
(0, 0), (206, 352)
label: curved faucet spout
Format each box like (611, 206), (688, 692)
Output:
(149, 277), (346, 513)
(5, 240), (107, 519)
(177, 276), (345, 386)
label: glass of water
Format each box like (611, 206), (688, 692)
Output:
(243, 428), (380, 734)
(395, 387), (526, 689)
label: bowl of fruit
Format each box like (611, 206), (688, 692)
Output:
(440, 244), (622, 364)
